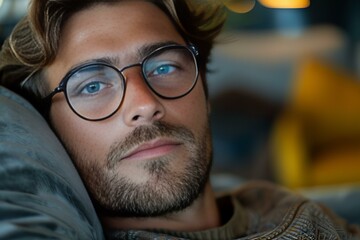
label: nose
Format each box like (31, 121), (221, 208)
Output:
(121, 67), (165, 126)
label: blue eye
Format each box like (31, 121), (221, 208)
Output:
(153, 65), (175, 75)
(146, 61), (177, 77)
(81, 81), (106, 94)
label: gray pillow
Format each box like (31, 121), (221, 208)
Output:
(0, 86), (104, 239)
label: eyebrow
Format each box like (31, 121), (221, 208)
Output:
(137, 40), (179, 59)
(68, 40), (181, 71)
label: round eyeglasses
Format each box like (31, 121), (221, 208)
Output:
(43, 44), (199, 121)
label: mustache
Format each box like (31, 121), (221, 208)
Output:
(107, 121), (195, 168)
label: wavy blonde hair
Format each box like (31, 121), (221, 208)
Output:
(0, 0), (226, 108)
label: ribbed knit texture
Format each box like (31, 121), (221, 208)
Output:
(106, 181), (360, 239)
(157, 197), (247, 240)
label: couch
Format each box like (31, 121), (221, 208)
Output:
(0, 86), (104, 239)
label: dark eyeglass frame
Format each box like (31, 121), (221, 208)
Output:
(42, 44), (200, 121)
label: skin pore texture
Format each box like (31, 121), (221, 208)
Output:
(45, 0), (220, 232)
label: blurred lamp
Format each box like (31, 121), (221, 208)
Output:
(223, 0), (256, 13)
(259, 0), (310, 9)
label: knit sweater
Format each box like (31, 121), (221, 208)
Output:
(106, 181), (360, 239)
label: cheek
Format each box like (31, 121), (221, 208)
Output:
(49, 102), (110, 166)
(166, 82), (209, 132)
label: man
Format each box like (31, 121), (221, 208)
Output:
(0, 0), (359, 239)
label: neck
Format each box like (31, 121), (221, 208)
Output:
(101, 182), (220, 232)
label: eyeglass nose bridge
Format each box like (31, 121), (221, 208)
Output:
(119, 62), (148, 85)
(120, 62), (142, 73)
(118, 62), (155, 95)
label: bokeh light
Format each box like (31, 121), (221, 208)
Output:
(259, 0), (310, 9)
(223, 0), (256, 14)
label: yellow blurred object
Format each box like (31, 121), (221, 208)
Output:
(271, 58), (360, 188)
(259, 0), (310, 9)
(223, 0), (256, 13)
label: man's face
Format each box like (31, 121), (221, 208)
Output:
(45, 1), (212, 217)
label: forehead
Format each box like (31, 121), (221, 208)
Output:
(61, 0), (183, 52)
(46, 0), (185, 85)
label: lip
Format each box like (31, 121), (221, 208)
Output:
(121, 139), (182, 161)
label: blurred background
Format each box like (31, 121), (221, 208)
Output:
(1, 0), (360, 223)
(209, 0), (360, 182)
(208, 0), (360, 224)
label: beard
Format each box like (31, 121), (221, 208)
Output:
(72, 121), (212, 218)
